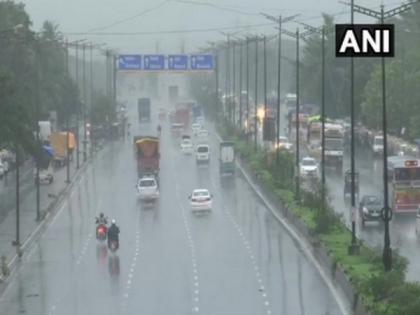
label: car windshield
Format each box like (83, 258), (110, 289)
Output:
(365, 196), (382, 206)
(139, 179), (156, 187)
(193, 191), (209, 197)
(182, 140), (192, 145)
(197, 146), (208, 153)
(302, 159), (316, 166)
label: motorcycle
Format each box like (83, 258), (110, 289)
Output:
(108, 239), (119, 252)
(96, 224), (108, 242)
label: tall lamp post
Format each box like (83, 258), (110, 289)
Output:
(345, 0), (420, 270)
(261, 13), (299, 163)
(296, 21), (334, 210)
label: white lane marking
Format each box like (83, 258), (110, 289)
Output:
(212, 129), (350, 315)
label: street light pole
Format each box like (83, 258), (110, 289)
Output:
(75, 42), (80, 170)
(239, 42), (243, 131)
(82, 43), (87, 162)
(14, 145), (21, 255)
(65, 40), (70, 184)
(276, 17), (282, 164)
(254, 38), (259, 151)
(295, 28), (301, 202)
(321, 26), (326, 207)
(246, 38), (250, 142)
(347, 0), (420, 271)
(232, 42), (236, 127)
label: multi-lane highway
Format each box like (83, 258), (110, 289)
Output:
(0, 94), (346, 315)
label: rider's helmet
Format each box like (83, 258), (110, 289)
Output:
(111, 219), (116, 224)
(99, 213), (104, 218)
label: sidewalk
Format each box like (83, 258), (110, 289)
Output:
(0, 145), (92, 279)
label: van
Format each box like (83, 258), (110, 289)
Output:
(196, 144), (210, 164)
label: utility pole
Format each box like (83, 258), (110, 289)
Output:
(14, 145), (21, 256)
(215, 51), (219, 112)
(232, 42), (236, 127)
(261, 13), (299, 163)
(239, 42), (243, 130)
(65, 40), (70, 184)
(113, 54), (117, 105)
(82, 43), (87, 162)
(295, 28), (300, 202)
(346, 0), (420, 271)
(296, 20), (333, 211)
(34, 41), (41, 222)
(254, 37), (259, 151)
(75, 42), (80, 170)
(263, 35), (267, 117)
(246, 37), (250, 142)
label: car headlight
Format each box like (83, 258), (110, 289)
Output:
(363, 207), (368, 214)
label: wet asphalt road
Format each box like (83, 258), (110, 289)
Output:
(0, 94), (344, 315)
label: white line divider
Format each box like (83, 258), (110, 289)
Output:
(212, 127), (351, 315)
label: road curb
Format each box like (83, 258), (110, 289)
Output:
(0, 158), (92, 284)
(213, 129), (356, 315)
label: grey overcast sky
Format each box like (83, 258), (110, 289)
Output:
(21, 0), (403, 53)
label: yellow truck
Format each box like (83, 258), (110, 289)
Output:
(50, 132), (76, 167)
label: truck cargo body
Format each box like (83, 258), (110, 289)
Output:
(138, 98), (151, 122)
(50, 132), (76, 167)
(134, 136), (160, 178)
(324, 123), (344, 169)
(219, 142), (235, 175)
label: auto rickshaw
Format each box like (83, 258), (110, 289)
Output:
(344, 169), (359, 198)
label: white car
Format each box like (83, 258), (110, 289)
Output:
(196, 129), (209, 142)
(196, 144), (210, 164)
(189, 189), (213, 212)
(34, 167), (54, 184)
(277, 136), (293, 151)
(136, 176), (159, 201)
(180, 138), (194, 154)
(191, 123), (201, 135)
(0, 162), (4, 179)
(300, 157), (318, 177)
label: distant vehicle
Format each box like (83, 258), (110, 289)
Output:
(344, 169), (359, 198)
(388, 158), (420, 214)
(277, 136), (293, 151)
(136, 176), (159, 201)
(372, 135), (384, 156)
(285, 93), (297, 110)
(191, 123), (201, 135)
(189, 189), (213, 212)
(196, 144), (210, 164)
(50, 132), (76, 167)
(38, 121), (52, 142)
(324, 123), (344, 170)
(168, 85), (179, 104)
(138, 98), (151, 122)
(359, 195), (383, 226)
(181, 138), (194, 155)
(192, 104), (203, 121)
(195, 117), (205, 125)
(134, 136), (160, 179)
(171, 123), (184, 138)
(0, 161), (5, 179)
(219, 141), (235, 175)
(196, 129), (209, 141)
(300, 157), (318, 177)
(34, 164), (54, 185)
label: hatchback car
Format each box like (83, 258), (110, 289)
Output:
(180, 139), (194, 155)
(277, 136), (293, 151)
(359, 195), (383, 225)
(300, 157), (318, 177)
(189, 189), (213, 212)
(136, 176), (159, 201)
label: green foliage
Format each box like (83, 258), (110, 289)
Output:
(90, 93), (116, 126)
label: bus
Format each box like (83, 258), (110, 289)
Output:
(388, 157), (420, 214)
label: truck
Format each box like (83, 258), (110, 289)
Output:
(307, 117), (322, 160)
(138, 98), (151, 122)
(371, 134), (384, 156)
(285, 93), (297, 111)
(134, 136), (160, 179)
(168, 86), (179, 104)
(324, 123), (344, 170)
(219, 142), (235, 175)
(38, 121), (52, 143)
(174, 108), (190, 131)
(192, 104), (203, 123)
(49, 132), (76, 167)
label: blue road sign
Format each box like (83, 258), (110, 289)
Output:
(143, 55), (165, 70)
(190, 54), (214, 70)
(168, 55), (188, 70)
(118, 55), (142, 70)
